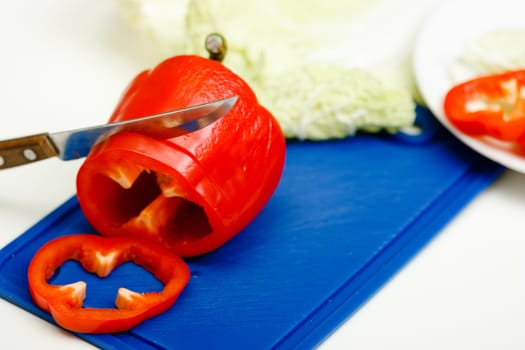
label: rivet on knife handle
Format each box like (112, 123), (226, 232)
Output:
(0, 133), (58, 169)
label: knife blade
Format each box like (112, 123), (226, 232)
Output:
(0, 96), (238, 169)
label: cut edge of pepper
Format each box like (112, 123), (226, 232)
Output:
(27, 234), (191, 334)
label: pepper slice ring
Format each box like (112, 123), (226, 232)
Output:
(27, 234), (190, 334)
(444, 69), (525, 142)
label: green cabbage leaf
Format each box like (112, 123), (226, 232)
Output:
(114, 0), (438, 140)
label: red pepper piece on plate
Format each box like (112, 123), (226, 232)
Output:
(76, 55), (286, 257)
(443, 69), (525, 141)
(27, 234), (190, 334)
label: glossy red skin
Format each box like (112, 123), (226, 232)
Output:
(27, 234), (190, 333)
(76, 55), (286, 257)
(444, 69), (525, 141)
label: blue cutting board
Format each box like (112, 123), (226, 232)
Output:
(0, 107), (503, 349)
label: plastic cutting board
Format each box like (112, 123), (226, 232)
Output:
(0, 107), (504, 349)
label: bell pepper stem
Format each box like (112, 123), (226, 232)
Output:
(206, 33), (227, 62)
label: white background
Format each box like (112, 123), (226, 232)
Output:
(0, 1), (524, 349)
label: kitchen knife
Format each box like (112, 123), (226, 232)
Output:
(0, 96), (238, 170)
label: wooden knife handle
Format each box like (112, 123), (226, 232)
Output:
(0, 133), (58, 169)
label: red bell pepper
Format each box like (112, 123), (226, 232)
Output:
(27, 234), (190, 334)
(76, 55), (286, 257)
(443, 69), (525, 142)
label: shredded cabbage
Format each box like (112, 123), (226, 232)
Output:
(113, 0), (438, 140)
(256, 66), (414, 140)
(451, 29), (525, 83)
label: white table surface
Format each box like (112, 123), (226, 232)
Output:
(0, 1), (524, 349)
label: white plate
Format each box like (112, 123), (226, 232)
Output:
(413, 0), (525, 173)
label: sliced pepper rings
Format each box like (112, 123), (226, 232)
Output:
(27, 234), (190, 333)
(444, 69), (525, 142)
